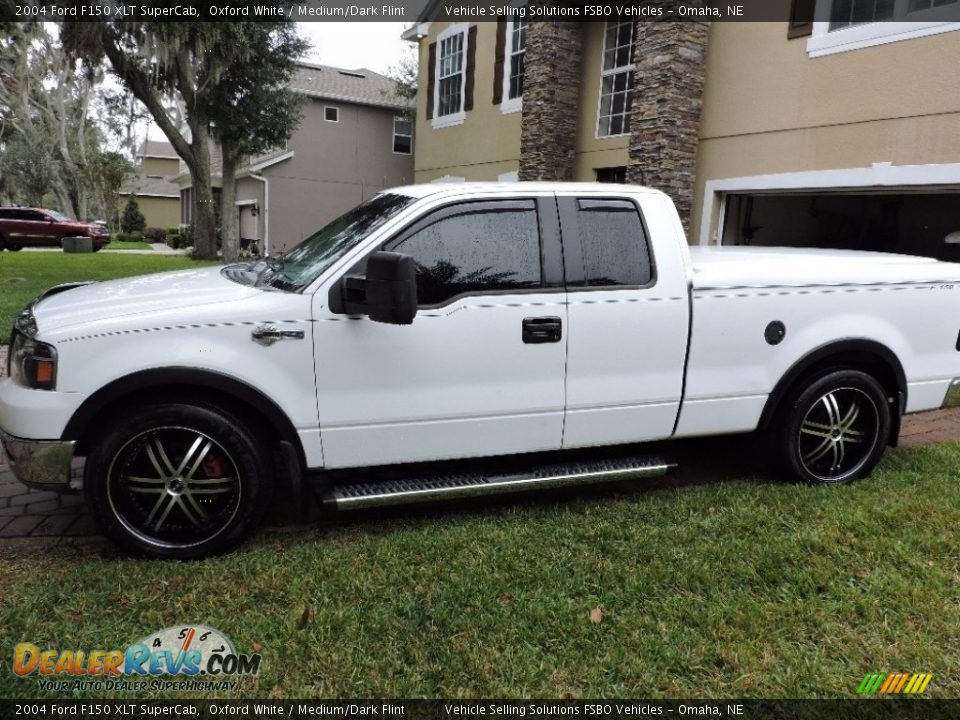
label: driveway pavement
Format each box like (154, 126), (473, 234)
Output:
(1, 337), (959, 543)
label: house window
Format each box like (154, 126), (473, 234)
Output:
(324, 106), (339, 122)
(597, 20), (635, 138)
(438, 30), (466, 117)
(829, 0), (895, 29)
(808, 0), (960, 56)
(393, 116), (412, 154)
(507, 20), (526, 101)
(595, 167), (627, 184)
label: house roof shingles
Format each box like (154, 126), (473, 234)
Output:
(139, 140), (178, 159)
(120, 175), (180, 198)
(290, 62), (409, 110)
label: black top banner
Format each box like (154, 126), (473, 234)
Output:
(10, 0), (960, 23)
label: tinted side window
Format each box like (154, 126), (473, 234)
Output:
(392, 204), (542, 306)
(22, 210), (44, 221)
(0, 210), (10, 219)
(576, 199), (651, 286)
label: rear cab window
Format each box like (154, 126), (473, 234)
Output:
(559, 196), (655, 288)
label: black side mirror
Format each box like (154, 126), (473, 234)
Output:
(328, 251), (417, 325)
(366, 251), (417, 325)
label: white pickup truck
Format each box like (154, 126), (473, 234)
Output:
(3, 183), (960, 558)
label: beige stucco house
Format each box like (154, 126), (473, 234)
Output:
(177, 61), (414, 255)
(118, 140), (181, 230)
(406, 5), (960, 260)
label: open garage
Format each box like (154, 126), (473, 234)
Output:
(720, 191), (960, 262)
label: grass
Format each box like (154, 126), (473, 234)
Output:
(0, 252), (218, 338)
(1, 442), (958, 700)
(101, 240), (154, 251)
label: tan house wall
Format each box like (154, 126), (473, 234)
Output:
(414, 22), (629, 183)
(117, 193), (180, 230)
(573, 24), (629, 180)
(141, 156), (179, 178)
(414, 22), (522, 182)
(694, 22), (960, 243)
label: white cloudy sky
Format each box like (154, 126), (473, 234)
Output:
(298, 22), (413, 74)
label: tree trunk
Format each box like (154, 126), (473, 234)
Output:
(189, 130), (218, 260)
(220, 146), (240, 263)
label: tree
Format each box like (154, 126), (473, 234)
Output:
(387, 45), (418, 121)
(0, 23), (102, 218)
(89, 151), (134, 228)
(62, 20), (269, 259)
(204, 23), (308, 262)
(121, 195), (146, 234)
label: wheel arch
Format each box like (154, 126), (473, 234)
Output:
(757, 339), (907, 443)
(62, 367), (306, 468)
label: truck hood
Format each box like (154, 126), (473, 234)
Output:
(32, 267), (262, 333)
(690, 246), (960, 289)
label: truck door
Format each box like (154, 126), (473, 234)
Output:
(557, 193), (691, 448)
(312, 196), (568, 469)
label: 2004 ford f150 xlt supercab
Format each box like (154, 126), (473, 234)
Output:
(3, 183), (960, 558)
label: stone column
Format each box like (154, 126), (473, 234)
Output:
(518, 20), (584, 181)
(627, 21), (710, 234)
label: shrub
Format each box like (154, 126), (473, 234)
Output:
(129, 230), (144, 242)
(166, 234), (182, 250)
(120, 196), (146, 234)
(113, 232), (130, 243)
(167, 226), (180, 237)
(180, 224), (195, 248)
(144, 227), (167, 243)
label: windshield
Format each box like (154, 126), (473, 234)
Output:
(46, 210), (69, 222)
(260, 193), (416, 292)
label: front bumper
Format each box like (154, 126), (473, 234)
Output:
(0, 428), (75, 491)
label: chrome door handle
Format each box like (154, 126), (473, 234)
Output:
(251, 325), (305, 346)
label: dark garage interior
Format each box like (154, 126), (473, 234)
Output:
(720, 192), (960, 262)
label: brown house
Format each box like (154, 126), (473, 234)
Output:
(178, 61), (414, 254)
(406, 4), (960, 260)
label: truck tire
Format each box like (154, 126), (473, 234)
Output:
(83, 401), (273, 558)
(776, 369), (891, 485)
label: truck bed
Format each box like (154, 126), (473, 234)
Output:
(689, 246), (960, 290)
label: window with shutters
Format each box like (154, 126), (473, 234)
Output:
(432, 24), (470, 128)
(597, 20), (635, 138)
(500, 20), (527, 114)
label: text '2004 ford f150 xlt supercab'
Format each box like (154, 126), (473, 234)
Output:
(3, 183), (960, 558)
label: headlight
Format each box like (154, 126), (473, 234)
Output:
(9, 330), (58, 390)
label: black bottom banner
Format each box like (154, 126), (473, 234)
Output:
(3, 700), (960, 720)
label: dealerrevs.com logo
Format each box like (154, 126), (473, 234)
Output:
(13, 625), (261, 692)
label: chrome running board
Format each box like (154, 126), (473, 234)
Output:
(322, 455), (675, 511)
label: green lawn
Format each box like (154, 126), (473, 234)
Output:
(2, 443), (958, 700)
(0, 252), (218, 338)
(102, 240), (154, 251)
